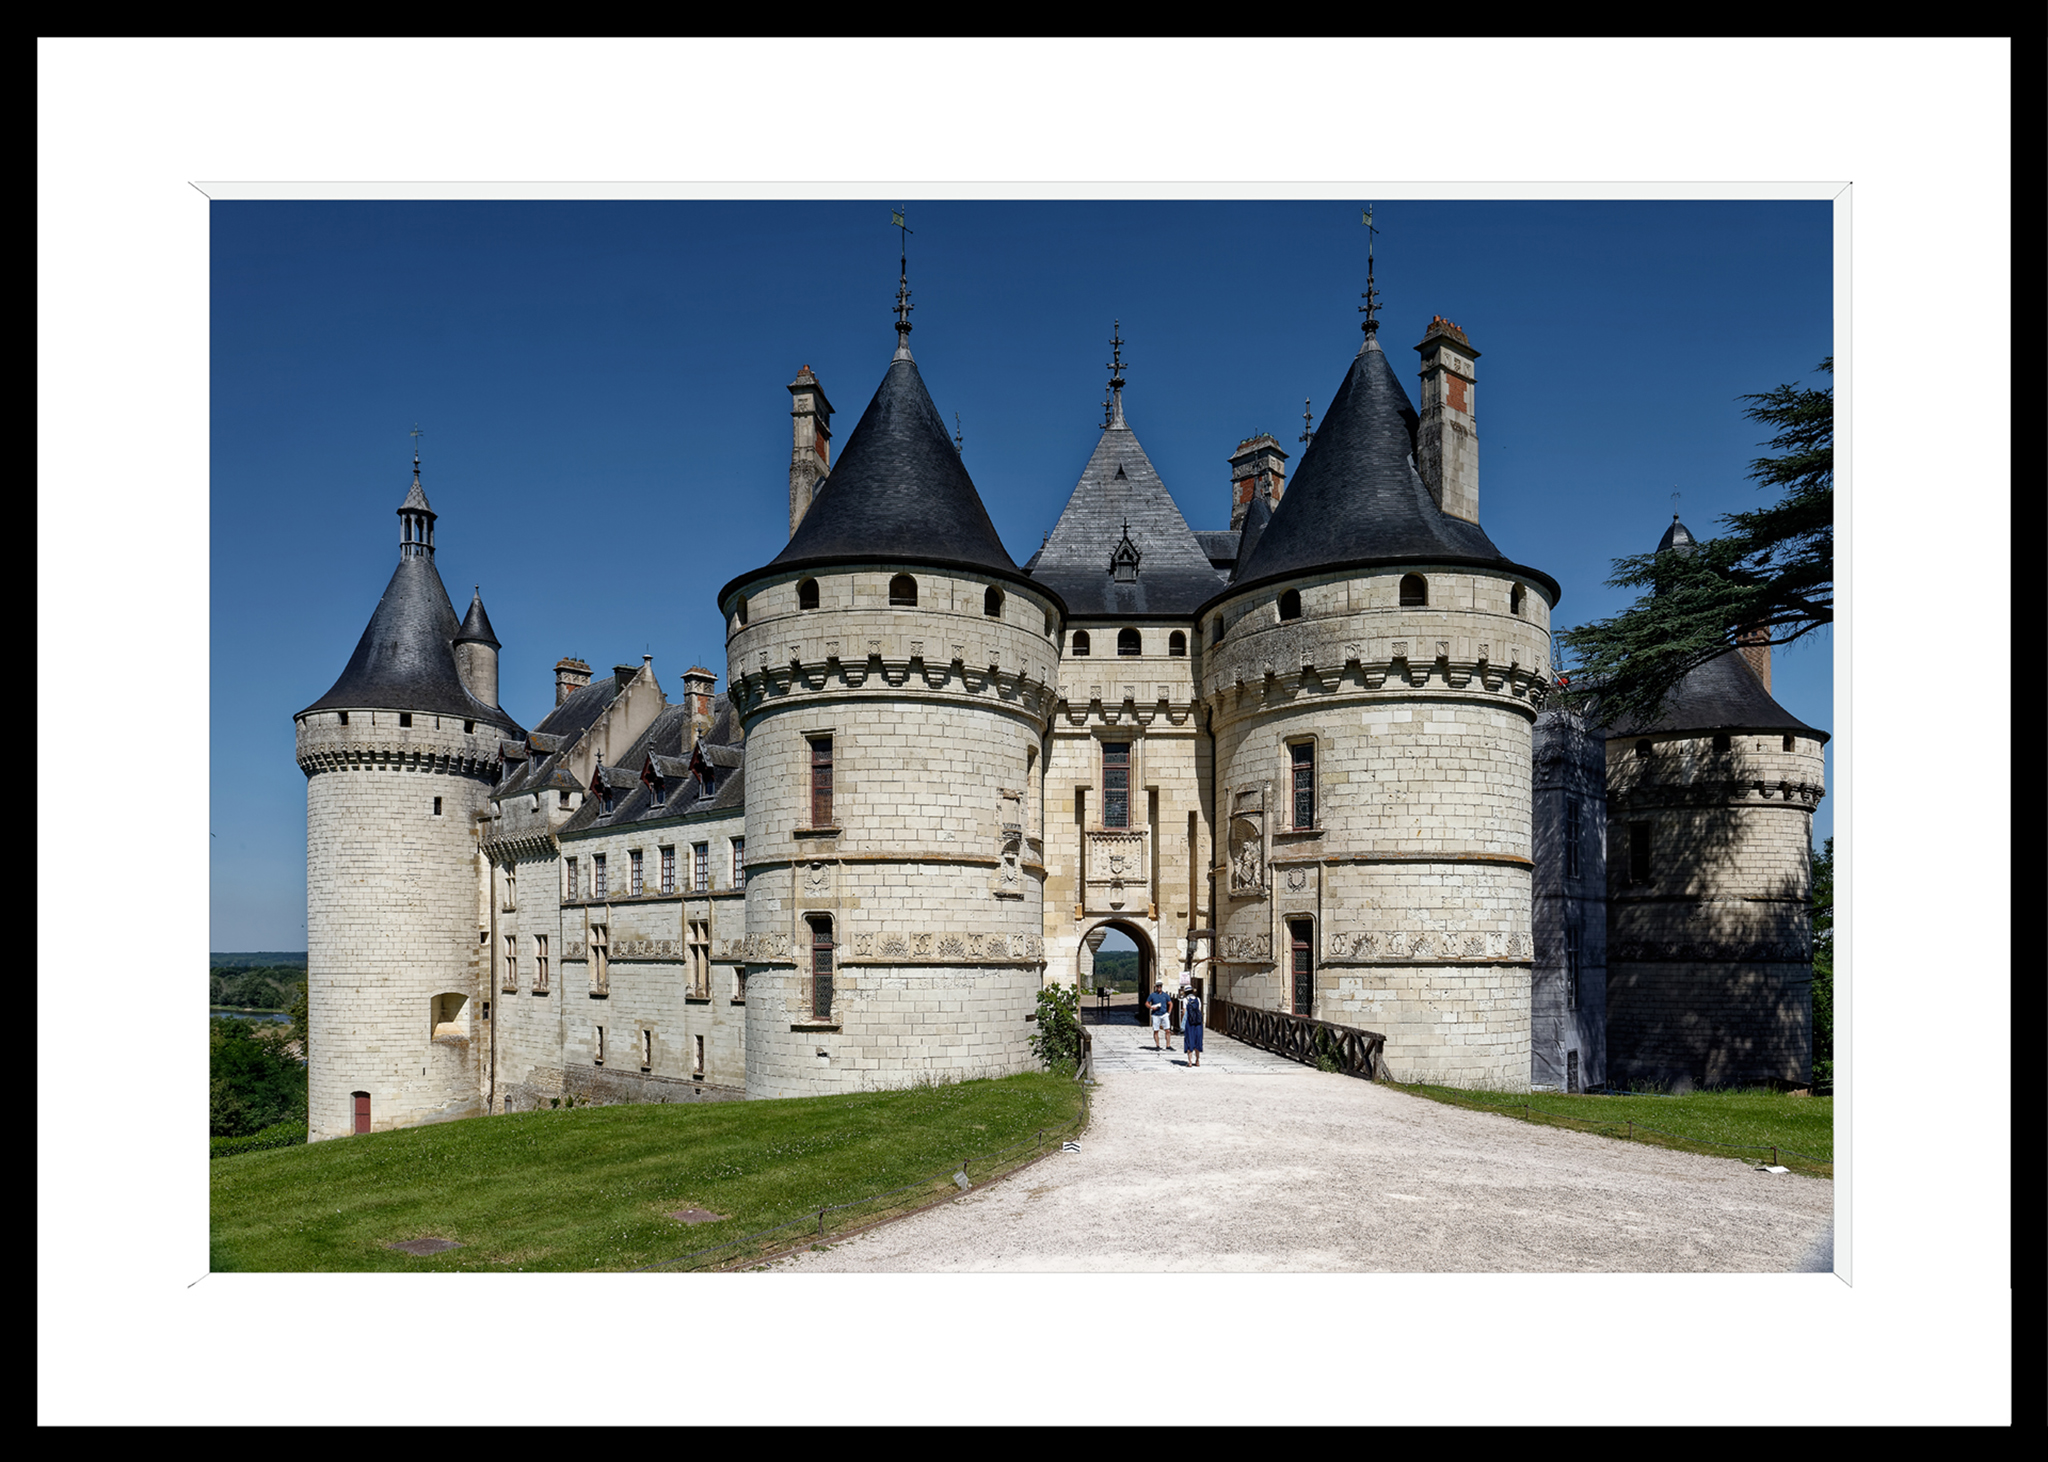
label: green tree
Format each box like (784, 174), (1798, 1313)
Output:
(209, 1017), (307, 1137)
(1029, 983), (1082, 1074)
(1810, 836), (1833, 1084)
(1560, 359), (1832, 729)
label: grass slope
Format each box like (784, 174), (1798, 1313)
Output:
(1391, 1083), (1833, 1177)
(211, 1071), (1085, 1272)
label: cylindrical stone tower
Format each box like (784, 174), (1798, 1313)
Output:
(1601, 518), (1827, 1088)
(295, 460), (523, 1139)
(721, 323), (1064, 1099)
(1197, 317), (1559, 1090)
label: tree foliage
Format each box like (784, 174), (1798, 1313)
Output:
(1811, 837), (1833, 1084)
(1029, 983), (1082, 1074)
(1560, 360), (1832, 729)
(210, 1017), (307, 1138)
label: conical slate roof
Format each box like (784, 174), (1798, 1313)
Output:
(1027, 422), (1224, 616)
(1657, 516), (1697, 554)
(299, 553), (522, 733)
(1604, 649), (1828, 742)
(1230, 489), (1273, 581)
(455, 587), (500, 648)
(725, 352), (1020, 603)
(1222, 335), (1558, 603)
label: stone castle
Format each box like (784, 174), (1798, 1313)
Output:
(294, 264), (1826, 1140)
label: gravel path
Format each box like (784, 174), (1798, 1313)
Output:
(778, 1029), (1834, 1273)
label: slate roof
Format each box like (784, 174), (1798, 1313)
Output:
(1219, 335), (1559, 605)
(1026, 423), (1227, 618)
(454, 588), (500, 648)
(299, 553), (523, 733)
(1657, 516), (1698, 554)
(558, 696), (747, 834)
(1603, 650), (1829, 742)
(723, 350), (1034, 604)
(532, 671), (625, 744)
(1191, 530), (1242, 571)
(1230, 490), (1273, 582)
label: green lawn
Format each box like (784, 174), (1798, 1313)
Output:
(211, 1072), (1086, 1272)
(1389, 1083), (1833, 1177)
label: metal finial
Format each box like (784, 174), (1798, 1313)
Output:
(891, 207), (915, 348)
(1300, 398), (1314, 446)
(1358, 205), (1382, 338)
(954, 412), (964, 455)
(1671, 489), (1682, 519)
(1104, 320), (1128, 428)
(409, 422), (425, 476)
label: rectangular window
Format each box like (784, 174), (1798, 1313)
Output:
(694, 1034), (706, 1075)
(811, 916), (834, 1019)
(1565, 796), (1582, 879)
(590, 926), (608, 994)
(502, 934), (517, 992)
(660, 846), (676, 895)
(732, 838), (745, 885)
(1102, 743), (1130, 829)
(558, 788), (571, 809)
(566, 858), (579, 900)
(594, 1025), (605, 1066)
(1290, 919), (1314, 1017)
(1628, 823), (1651, 886)
(641, 1029), (653, 1071)
(1290, 742), (1315, 829)
(593, 854), (607, 899)
(432, 796), (442, 817)
(694, 842), (709, 892)
(810, 737), (834, 826)
(535, 934), (549, 992)
(688, 921), (710, 998)
(1565, 921), (1581, 1010)
(630, 849), (644, 897)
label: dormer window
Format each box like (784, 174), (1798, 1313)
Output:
(1109, 525), (1142, 584)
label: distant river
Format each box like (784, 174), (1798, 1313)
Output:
(211, 1008), (289, 1023)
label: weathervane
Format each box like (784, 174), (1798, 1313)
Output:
(1358, 205), (1382, 338)
(409, 422), (425, 476)
(891, 207), (915, 349)
(954, 412), (964, 455)
(1671, 489), (1682, 519)
(1104, 320), (1128, 428)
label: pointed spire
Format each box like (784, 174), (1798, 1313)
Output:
(1105, 320), (1128, 429)
(397, 425), (436, 560)
(891, 206), (915, 360)
(1358, 205), (1382, 349)
(1301, 398), (1315, 447)
(455, 585), (501, 648)
(954, 412), (964, 456)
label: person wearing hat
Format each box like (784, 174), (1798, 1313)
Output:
(1145, 982), (1173, 1051)
(1181, 981), (1205, 1067)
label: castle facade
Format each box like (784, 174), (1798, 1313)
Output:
(294, 270), (1823, 1139)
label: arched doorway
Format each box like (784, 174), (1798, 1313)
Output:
(1079, 919), (1154, 1029)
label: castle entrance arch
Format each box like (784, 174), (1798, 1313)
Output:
(1080, 919), (1155, 1031)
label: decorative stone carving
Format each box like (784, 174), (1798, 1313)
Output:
(1284, 865), (1309, 893)
(880, 932), (908, 958)
(853, 932), (873, 957)
(937, 934), (966, 959)
(803, 861), (831, 895)
(1221, 933), (1271, 961)
(911, 932), (933, 956)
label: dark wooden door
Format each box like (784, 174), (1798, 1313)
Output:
(353, 1092), (371, 1135)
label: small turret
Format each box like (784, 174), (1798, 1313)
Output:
(454, 587), (501, 708)
(554, 657), (592, 707)
(398, 450), (436, 560)
(1228, 434), (1288, 531)
(788, 365), (835, 538)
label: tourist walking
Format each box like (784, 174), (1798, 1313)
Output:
(1182, 985), (1205, 1066)
(1146, 982), (1173, 1051)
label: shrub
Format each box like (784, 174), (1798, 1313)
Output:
(210, 1017), (307, 1137)
(1029, 983), (1081, 1074)
(211, 1119), (307, 1159)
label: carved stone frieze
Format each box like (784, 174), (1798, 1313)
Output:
(1323, 929), (1535, 961)
(1221, 933), (1271, 961)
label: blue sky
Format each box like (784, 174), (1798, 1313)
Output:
(210, 198), (1833, 948)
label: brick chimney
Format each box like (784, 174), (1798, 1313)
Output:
(788, 365), (835, 538)
(1738, 625), (1772, 692)
(681, 666), (719, 750)
(553, 656), (592, 706)
(1414, 316), (1481, 524)
(1228, 434), (1288, 531)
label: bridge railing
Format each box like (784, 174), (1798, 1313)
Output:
(1210, 999), (1388, 1081)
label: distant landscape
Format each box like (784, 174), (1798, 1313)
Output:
(211, 953), (307, 1013)
(1092, 950), (1139, 991)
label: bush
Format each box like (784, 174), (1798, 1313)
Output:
(211, 1119), (307, 1159)
(210, 1017), (307, 1137)
(1029, 983), (1081, 1074)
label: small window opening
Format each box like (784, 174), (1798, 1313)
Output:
(1628, 823), (1652, 885)
(798, 578), (820, 610)
(1398, 575), (1427, 607)
(735, 596), (748, 625)
(464, 719), (475, 733)
(594, 1025), (605, 1066)
(1510, 583), (1526, 617)
(1071, 630), (1091, 657)
(809, 916), (835, 1019)
(888, 574), (918, 607)
(337, 711), (348, 725)
(809, 737), (834, 827)
(1278, 589), (1302, 621)
(1168, 631), (1186, 657)
(1211, 619), (1223, 646)
(432, 796), (442, 817)
(1634, 739), (1652, 759)
(983, 586), (1003, 618)
(1117, 628), (1142, 656)
(399, 712), (413, 728)
(1291, 741), (1315, 829)
(1713, 734), (1732, 753)
(1044, 612), (1055, 638)
(694, 1034), (706, 1075)
(641, 1029), (653, 1071)
(1783, 736), (1797, 752)
(558, 789), (571, 809)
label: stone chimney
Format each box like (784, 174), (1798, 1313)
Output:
(681, 666), (719, 749)
(553, 656), (592, 707)
(1415, 316), (1481, 524)
(1228, 434), (1288, 531)
(788, 365), (835, 538)
(1738, 625), (1772, 693)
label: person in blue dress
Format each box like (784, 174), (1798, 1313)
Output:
(1181, 983), (1205, 1067)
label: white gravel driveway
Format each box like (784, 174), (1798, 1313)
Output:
(779, 1025), (1834, 1273)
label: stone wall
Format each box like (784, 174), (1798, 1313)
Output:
(1532, 705), (1608, 1090)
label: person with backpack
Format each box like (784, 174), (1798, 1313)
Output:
(1182, 982), (1205, 1067)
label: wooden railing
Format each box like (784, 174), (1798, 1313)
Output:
(1210, 999), (1388, 1081)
